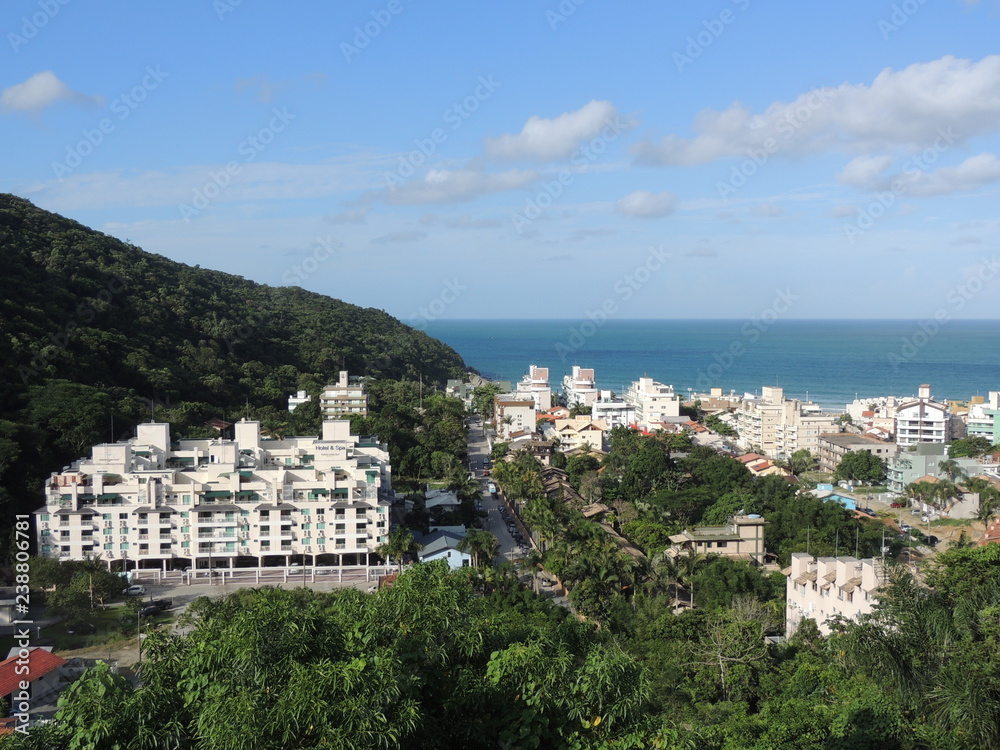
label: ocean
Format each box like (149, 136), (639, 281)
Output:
(423, 319), (1000, 412)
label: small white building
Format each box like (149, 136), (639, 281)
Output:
(785, 553), (884, 637)
(287, 390), (312, 411)
(624, 377), (680, 431)
(591, 391), (637, 430)
(417, 530), (470, 569)
(895, 384), (950, 446)
(494, 395), (537, 441)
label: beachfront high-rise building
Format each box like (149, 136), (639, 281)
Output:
(894, 384), (950, 446)
(34, 420), (392, 572)
(516, 364), (552, 411)
(321, 371), (368, 418)
(624, 377), (681, 431)
(735, 386), (837, 459)
(562, 366), (598, 409)
(966, 391), (1000, 445)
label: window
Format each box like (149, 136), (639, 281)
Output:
(103, 514), (112, 521)
(40, 514), (50, 522)
(119, 513), (129, 520)
(316, 522), (326, 530)
(120, 542), (129, 550)
(181, 541), (190, 549)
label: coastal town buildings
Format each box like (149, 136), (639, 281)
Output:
(591, 391), (637, 430)
(562, 366), (599, 408)
(287, 390), (312, 411)
(886, 442), (980, 493)
(321, 371), (368, 418)
(966, 391), (1000, 444)
(735, 387), (837, 459)
(624, 377), (681, 431)
(785, 553), (884, 637)
(894, 385), (950, 446)
(542, 416), (609, 453)
(493, 394), (537, 441)
(816, 433), (898, 473)
(515, 365), (553, 411)
(34, 419), (392, 572)
(665, 515), (767, 565)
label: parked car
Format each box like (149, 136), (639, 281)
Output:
(890, 502), (904, 508)
(859, 507), (875, 517)
(139, 605), (160, 617)
(123, 585), (146, 596)
(925, 535), (940, 546)
(151, 598), (173, 610)
(899, 523), (912, 532)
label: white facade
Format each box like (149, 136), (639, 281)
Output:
(735, 386), (838, 458)
(287, 390), (312, 411)
(624, 377), (680, 431)
(785, 553), (884, 637)
(321, 370), (368, 417)
(562, 366), (598, 408)
(34, 420), (392, 572)
(895, 384), (950, 446)
(515, 364), (553, 411)
(966, 391), (1000, 444)
(494, 395), (537, 441)
(544, 416), (608, 453)
(591, 391), (636, 430)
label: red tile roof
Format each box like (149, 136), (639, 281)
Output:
(0, 648), (68, 698)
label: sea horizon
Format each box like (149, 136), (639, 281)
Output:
(422, 318), (1000, 412)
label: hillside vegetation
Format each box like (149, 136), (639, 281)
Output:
(0, 194), (465, 520)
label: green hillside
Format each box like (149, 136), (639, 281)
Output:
(0, 194), (466, 519)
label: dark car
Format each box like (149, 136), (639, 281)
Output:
(139, 605), (161, 617)
(925, 535), (940, 546)
(151, 598), (173, 610)
(66, 622), (96, 635)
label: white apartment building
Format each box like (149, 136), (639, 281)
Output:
(735, 386), (837, 459)
(34, 420), (392, 573)
(785, 553), (884, 637)
(591, 390), (637, 430)
(562, 366), (598, 408)
(321, 371), (368, 417)
(844, 395), (900, 436)
(895, 384), (950, 446)
(515, 365), (553, 412)
(966, 391), (1000, 444)
(287, 390), (312, 411)
(624, 377), (680, 431)
(493, 395), (537, 441)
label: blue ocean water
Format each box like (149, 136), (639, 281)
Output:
(424, 319), (1000, 411)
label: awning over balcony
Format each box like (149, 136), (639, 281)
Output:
(203, 490), (233, 498)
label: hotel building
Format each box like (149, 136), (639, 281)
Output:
(34, 419), (392, 572)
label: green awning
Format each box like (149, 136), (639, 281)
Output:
(235, 490), (257, 497)
(239, 470), (253, 478)
(78, 494), (96, 500)
(97, 493), (119, 500)
(133, 450), (151, 457)
(172, 456), (195, 463)
(203, 490), (233, 498)
(302, 455), (315, 461)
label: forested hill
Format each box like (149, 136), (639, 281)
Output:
(0, 194), (466, 518)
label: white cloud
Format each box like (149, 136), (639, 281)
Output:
(382, 168), (538, 205)
(904, 152), (1000, 196)
(420, 213), (501, 229)
(838, 155), (894, 188)
(830, 203), (857, 218)
(753, 202), (783, 217)
(485, 100), (624, 161)
(615, 190), (678, 218)
(1, 71), (103, 115)
(634, 55), (1000, 165)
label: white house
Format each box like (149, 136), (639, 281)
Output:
(515, 364), (553, 411)
(785, 553), (884, 637)
(417, 530), (470, 569)
(895, 384), (950, 446)
(591, 391), (637, 430)
(562, 366), (598, 408)
(624, 377), (680, 431)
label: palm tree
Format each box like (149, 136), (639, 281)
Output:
(456, 528), (498, 568)
(376, 527), (423, 574)
(938, 458), (967, 485)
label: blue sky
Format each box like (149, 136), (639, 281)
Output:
(3, 0), (1000, 325)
